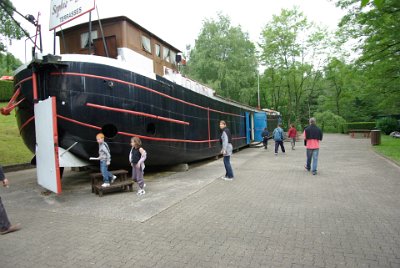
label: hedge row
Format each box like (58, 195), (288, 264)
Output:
(343, 122), (376, 133)
(0, 81), (14, 101)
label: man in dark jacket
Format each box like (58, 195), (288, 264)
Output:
(303, 118), (323, 175)
(0, 165), (21, 235)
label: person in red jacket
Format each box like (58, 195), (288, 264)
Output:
(288, 124), (297, 150)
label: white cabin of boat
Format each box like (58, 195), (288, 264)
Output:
(56, 16), (182, 77)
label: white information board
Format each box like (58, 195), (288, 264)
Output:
(49, 0), (96, 31)
(34, 97), (62, 194)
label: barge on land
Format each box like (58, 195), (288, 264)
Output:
(8, 16), (279, 168)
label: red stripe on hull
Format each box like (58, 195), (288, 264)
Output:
(57, 114), (245, 143)
(86, 103), (190, 125)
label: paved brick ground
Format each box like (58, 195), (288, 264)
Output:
(0, 134), (399, 268)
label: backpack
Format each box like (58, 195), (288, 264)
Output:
(104, 142), (111, 154)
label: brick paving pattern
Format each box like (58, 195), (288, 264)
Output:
(0, 134), (399, 267)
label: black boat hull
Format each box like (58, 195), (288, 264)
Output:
(13, 55), (252, 168)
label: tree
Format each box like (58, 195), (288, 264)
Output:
(0, 51), (22, 75)
(314, 110), (346, 133)
(361, 0), (386, 8)
(0, 0), (26, 52)
(336, 0), (400, 116)
(186, 13), (258, 105)
(322, 58), (353, 117)
(259, 7), (331, 126)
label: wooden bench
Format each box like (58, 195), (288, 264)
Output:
(93, 180), (134, 197)
(90, 169), (133, 197)
(348, 129), (371, 139)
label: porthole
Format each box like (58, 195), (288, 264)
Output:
(146, 123), (156, 135)
(102, 124), (118, 138)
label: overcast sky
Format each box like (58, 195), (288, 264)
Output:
(6, 0), (346, 63)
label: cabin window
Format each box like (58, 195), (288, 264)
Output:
(80, 31), (98, 49)
(155, 44), (161, 57)
(141, 35), (151, 53)
(163, 47), (170, 62)
(170, 51), (176, 65)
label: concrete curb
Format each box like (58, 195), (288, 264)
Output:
(372, 148), (400, 167)
(3, 163), (34, 172)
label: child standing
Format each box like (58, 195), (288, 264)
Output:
(288, 124), (298, 150)
(96, 133), (116, 187)
(219, 120), (234, 180)
(129, 137), (147, 195)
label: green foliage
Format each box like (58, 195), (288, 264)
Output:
(0, 102), (33, 165)
(361, 0), (386, 8)
(344, 122), (376, 133)
(0, 0), (26, 52)
(373, 134), (400, 165)
(321, 58), (354, 117)
(181, 2), (396, 128)
(336, 0), (400, 117)
(376, 117), (399, 134)
(0, 80), (13, 101)
(0, 51), (23, 75)
(314, 111), (347, 133)
(259, 7), (330, 126)
(319, 58), (380, 122)
(186, 13), (258, 105)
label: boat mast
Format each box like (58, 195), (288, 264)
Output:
(88, 11), (92, 55)
(96, 5), (109, 58)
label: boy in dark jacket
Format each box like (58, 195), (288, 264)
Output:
(261, 128), (270, 149)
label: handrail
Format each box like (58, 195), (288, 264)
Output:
(0, 87), (25, 116)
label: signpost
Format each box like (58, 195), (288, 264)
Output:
(49, 0), (95, 31)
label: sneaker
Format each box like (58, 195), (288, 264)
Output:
(220, 176), (227, 179)
(304, 165), (310, 171)
(101, 183), (110, 187)
(223, 177), (234, 181)
(111, 175), (117, 183)
(312, 171), (317, 175)
(274, 153), (278, 156)
(137, 189), (145, 196)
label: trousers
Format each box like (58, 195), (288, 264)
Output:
(0, 197), (11, 231)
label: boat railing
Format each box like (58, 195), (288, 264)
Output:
(163, 66), (215, 97)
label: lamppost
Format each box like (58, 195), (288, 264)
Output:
(257, 72), (260, 109)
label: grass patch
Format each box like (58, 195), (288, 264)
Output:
(373, 134), (400, 165)
(0, 102), (33, 165)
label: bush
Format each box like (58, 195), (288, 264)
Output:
(0, 80), (14, 101)
(314, 111), (347, 133)
(376, 117), (399, 135)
